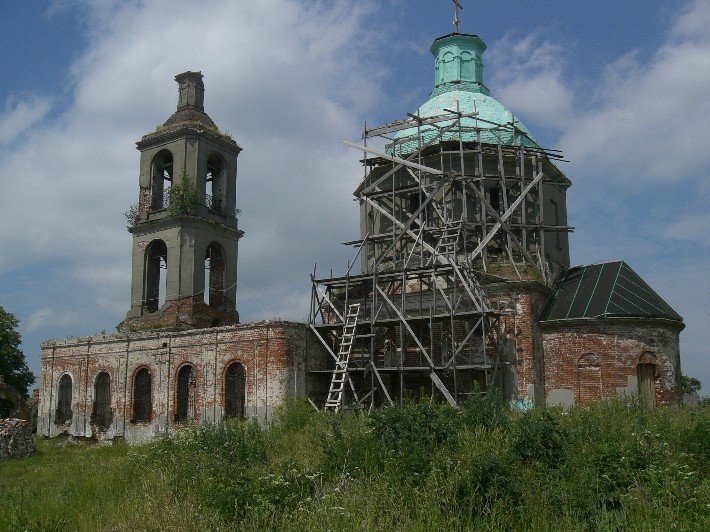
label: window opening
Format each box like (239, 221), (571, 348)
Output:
(489, 186), (501, 212)
(151, 151), (173, 211)
(176, 365), (196, 422)
(145, 240), (168, 313)
(225, 362), (246, 419)
(92, 372), (111, 430)
(55, 374), (72, 424)
(133, 368), (152, 422)
(551, 199), (561, 249)
(205, 154), (225, 214)
(204, 243), (225, 306)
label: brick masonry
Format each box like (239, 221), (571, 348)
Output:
(37, 321), (324, 444)
(36, 289), (683, 444)
(541, 318), (682, 407)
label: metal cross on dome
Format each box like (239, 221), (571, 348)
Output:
(452, 0), (464, 33)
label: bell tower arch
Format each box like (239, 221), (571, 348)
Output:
(120, 71), (244, 331)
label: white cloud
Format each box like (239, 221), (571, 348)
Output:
(487, 33), (574, 130)
(0, 0), (383, 329)
(561, 1), (710, 185)
(0, 96), (52, 145)
(24, 306), (82, 333)
(482, 2), (710, 392)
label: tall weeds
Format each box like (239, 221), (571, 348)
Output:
(1, 399), (707, 531)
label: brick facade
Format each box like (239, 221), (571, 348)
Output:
(37, 321), (322, 443)
(540, 319), (682, 407)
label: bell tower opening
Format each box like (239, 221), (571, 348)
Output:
(144, 239), (167, 313)
(151, 150), (173, 211)
(206, 154), (226, 214)
(204, 242), (226, 307)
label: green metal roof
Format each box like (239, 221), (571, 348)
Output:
(540, 261), (682, 322)
(388, 33), (539, 156)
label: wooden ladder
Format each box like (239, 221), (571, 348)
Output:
(434, 222), (462, 263)
(324, 303), (361, 411)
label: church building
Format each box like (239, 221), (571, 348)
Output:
(37, 26), (683, 443)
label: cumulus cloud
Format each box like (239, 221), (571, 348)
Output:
(0, 0), (384, 337)
(561, 1), (710, 184)
(482, 1), (710, 389)
(487, 33), (574, 130)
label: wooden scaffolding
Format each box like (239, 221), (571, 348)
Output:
(307, 107), (572, 410)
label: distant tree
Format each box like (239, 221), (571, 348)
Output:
(680, 374), (701, 396)
(0, 306), (35, 399)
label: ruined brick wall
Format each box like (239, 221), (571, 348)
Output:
(486, 282), (551, 404)
(38, 321), (319, 444)
(0, 419), (36, 460)
(541, 319), (682, 407)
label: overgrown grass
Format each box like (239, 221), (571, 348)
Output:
(1, 398), (708, 531)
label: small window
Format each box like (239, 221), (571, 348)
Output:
(55, 374), (72, 424)
(133, 368), (152, 422)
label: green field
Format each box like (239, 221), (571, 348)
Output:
(1, 398), (708, 531)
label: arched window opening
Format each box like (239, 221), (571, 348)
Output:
(55, 374), (72, 424)
(637, 353), (656, 408)
(225, 362), (246, 419)
(92, 372), (111, 430)
(205, 154), (226, 214)
(460, 51), (474, 79)
(176, 365), (197, 423)
(144, 239), (168, 313)
(132, 368), (152, 422)
(204, 243), (225, 306)
(151, 150), (174, 211)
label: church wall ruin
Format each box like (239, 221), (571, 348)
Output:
(541, 320), (682, 407)
(38, 321), (320, 443)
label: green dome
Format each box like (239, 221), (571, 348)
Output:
(389, 34), (539, 156)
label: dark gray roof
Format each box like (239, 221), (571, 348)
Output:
(162, 108), (217, 129)
(540, 261), (682, 322)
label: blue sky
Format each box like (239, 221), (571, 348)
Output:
(0, 0), (707, 394)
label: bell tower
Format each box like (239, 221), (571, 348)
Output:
(120, 71), (243, 332)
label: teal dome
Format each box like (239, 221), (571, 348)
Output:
(389, 34), (539, 156)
